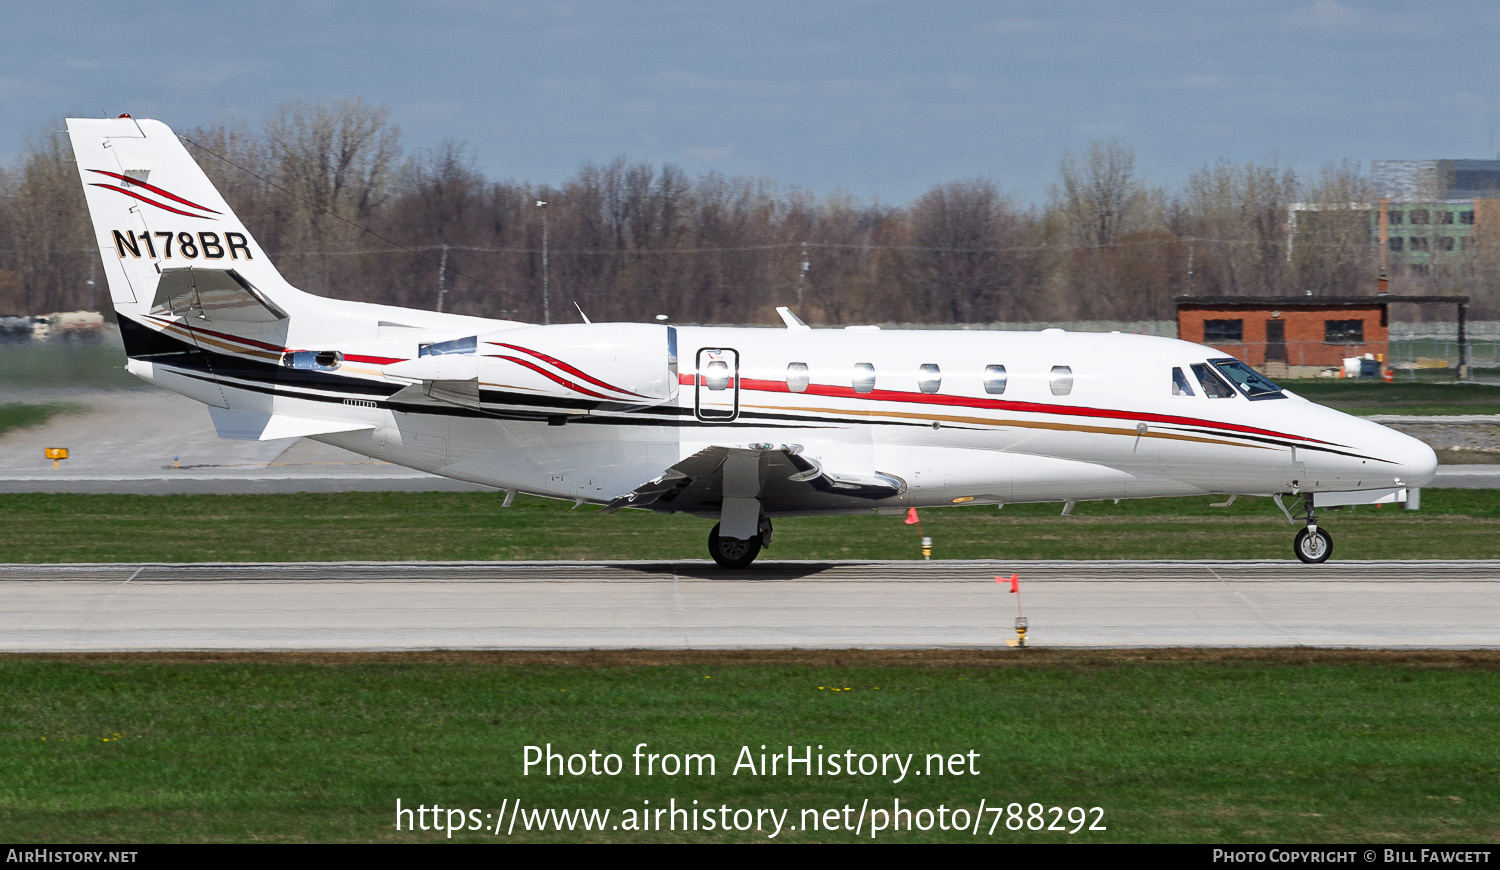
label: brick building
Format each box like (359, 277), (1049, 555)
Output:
(1174, 295), (1470, 378)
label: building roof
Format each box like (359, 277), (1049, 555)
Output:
(1173, 295), (1469, 307)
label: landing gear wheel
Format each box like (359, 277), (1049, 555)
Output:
(1294, 527), (1332, 564)
(708, 522), (762, 569)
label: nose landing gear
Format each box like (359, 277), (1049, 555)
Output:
(1294, 525), (1333, 563)
(1277, 492), (1333, 564)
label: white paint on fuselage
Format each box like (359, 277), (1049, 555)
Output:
(226, 324), (1443, 515)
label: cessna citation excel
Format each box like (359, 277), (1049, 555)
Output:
(68, 116), (1438, 567)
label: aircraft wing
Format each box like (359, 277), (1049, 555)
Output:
(602, 445), (907, 515)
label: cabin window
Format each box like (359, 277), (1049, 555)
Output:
(1191, 362), (1236, 398)
(1203, 319), (1243, 343)
(1171, 366), (1195, 396)
(786, 362), (810, 393)
(983, 364), (1008, 395)
(282, 350), (342, 371)
(703, 359), (731, 390)
(418, 335), (477, 357)
(917, 363), (941, 394)
(1210, 358), (1286, 400)
(1324, 320), (1364, 343)
(1049, 365), (1073, 396)
(852, 363), (876, 394)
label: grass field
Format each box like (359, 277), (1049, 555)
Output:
(0, 650), (1495, 843)
(1, 489), (1497, 562)
(1281, 381), (1500, 416)
(0, 402), (85, 438)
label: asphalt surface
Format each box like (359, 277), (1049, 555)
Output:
(3, 559), (1496, 652)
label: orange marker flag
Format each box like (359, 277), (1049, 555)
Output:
(905, 508), (920, 525)
(996, 573), (1019, 593)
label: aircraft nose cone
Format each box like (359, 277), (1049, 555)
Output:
(1398, 432), (1439, 488)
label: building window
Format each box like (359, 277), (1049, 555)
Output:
(1409, 236), (1429, 251)
(1049, 366), (1074, 396)
(1388, 211), (1404, 225)
(1203, 319), (1243, 343)
(1439, 211), (1454, 225)
(852, 363), (876, 394)
(1409, 209), (1430, 224)
(1389, 237), (1404, 252)
(786, 362), (810, 393)
(916, 363), (941, 394)
(1437, 236), (1456, 252)
(1410, 263), (1430, 275)
(1460, 211), (1475, 225)
(1324, 320), (1364, 343)
(983, 364), (1007, 395)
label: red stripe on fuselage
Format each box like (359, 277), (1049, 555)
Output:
(673, 371), (1329, 445)
(142, 315), (402, 365)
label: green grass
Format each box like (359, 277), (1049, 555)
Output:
(1282, 381), (1500, 416)
(0, 340), (140, 391)
(1, 489), (1497, 563)
(0, 652), (1495, 842)
(0, 402), (86, 437)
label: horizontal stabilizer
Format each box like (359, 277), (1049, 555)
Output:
(208, 407), (377, 441)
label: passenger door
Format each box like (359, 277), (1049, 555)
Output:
(694, 348), (739, 422)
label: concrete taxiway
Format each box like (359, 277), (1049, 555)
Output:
(2, 560), (1496, 652)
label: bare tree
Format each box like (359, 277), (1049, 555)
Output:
(263, 98), (401, 294)
(1049, 140), (1152, 249)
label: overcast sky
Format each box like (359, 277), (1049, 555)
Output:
(6, 1), (1499, 204)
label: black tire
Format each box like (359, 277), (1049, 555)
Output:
(708, 522), (761, 569)
(1294, 527), (1332, 564)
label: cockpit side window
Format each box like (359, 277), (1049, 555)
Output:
(1191, 363), (1236, 398)
(1210, 358), (1287, 400)
(1171, 367), (1195, 396)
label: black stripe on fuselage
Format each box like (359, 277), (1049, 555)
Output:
(128, 317), (1390, 457)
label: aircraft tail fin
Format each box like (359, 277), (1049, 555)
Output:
(65, 116), (305, 322)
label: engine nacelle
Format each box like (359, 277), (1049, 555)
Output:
(479, 323), (678, 405)
(385, 323), (679, 416)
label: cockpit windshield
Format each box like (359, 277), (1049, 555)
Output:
(1210, 358), (1286, 400)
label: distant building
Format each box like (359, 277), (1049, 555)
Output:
(1371, 159), (1500, 200)
(1175, 295), (1473, 378)
(1289, 159), (1500, 280)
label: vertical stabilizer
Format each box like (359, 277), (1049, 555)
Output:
(66, 116), (304, 320)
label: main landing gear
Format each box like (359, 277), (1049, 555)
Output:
(707, 517), (773, 569)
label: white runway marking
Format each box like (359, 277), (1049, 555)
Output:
(1, 560), (1497, 652)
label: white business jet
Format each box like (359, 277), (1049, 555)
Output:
(67, 116), (1437, 567)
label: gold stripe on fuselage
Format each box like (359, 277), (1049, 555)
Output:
(744, 402), (1273, 450)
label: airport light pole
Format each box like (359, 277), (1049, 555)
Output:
(537, 199), (550, 325)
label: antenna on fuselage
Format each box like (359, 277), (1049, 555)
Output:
(573, 301), (591, 324)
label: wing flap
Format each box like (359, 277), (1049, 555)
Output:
(603, 445), (907, 514)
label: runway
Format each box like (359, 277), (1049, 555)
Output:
(3, 559), (1497, 652)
